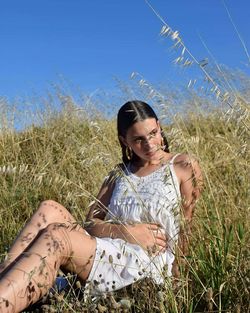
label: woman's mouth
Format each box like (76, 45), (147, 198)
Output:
(145, 150), (156, 156)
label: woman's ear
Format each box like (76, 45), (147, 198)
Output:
(119, 135), (128, 146)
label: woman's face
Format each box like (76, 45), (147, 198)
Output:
(122, 118), (163, 162)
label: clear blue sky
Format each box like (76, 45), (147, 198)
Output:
(0, 0), (249, 99)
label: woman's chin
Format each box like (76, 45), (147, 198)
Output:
(145, 150), (161, 161)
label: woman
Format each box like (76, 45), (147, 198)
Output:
(0, 100), (202, 312)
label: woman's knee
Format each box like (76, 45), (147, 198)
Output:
(39, 199), (64, 212)
(37, 200), (73, 224)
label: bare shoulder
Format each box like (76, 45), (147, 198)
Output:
(174, 153), (200, 167)
(173, 153), (203, 217)
(95, 163), (126, 200)
(173, 153), (203, 189)
(86, 165), (121, 221)
(104, 163), (126, 185)
(99, 164), (122, 193)
(173, 153), (201, 172)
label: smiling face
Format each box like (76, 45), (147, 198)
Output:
(120, 118), (163, 163)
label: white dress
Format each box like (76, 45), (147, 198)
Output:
(85, 154), (181, 295)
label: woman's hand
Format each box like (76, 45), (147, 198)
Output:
(122, 223), (168, 255)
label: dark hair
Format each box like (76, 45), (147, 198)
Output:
(117, 100), (169, 164)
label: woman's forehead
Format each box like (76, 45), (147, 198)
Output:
(127, 118), (158, 136)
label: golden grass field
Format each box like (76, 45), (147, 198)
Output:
(0, 87), (249, 312)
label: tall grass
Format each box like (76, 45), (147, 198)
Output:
(0, 88), (249, 312)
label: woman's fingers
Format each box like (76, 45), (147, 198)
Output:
(146, 241), (166, 256)
(156, 234), (168, 245)
(147, 223), (161, 230)
(148, 224), (167, 236)
(128, 223), (168, 253)
(155, 237), (167, 249)
(152, 229), (168, 252)
(153, 229), (168, 240)
(145, 235), (168, 255)
(147, 225), (168, 247)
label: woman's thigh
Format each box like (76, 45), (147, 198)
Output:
(57, 224), (97, 281)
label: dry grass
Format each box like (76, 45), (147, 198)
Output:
(0, 89), (249, 312)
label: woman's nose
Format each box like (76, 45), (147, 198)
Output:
(143, 136), (154, 147)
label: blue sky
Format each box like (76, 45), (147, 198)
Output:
(0, 0), (249, 99)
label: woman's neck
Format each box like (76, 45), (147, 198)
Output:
(132, 152), (172, 168)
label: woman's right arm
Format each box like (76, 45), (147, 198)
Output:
(84, 173), (124, 238)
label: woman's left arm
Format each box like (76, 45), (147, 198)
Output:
(172, 154), (203, 277)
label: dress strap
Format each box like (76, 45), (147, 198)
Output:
(169, 153), (181, 164)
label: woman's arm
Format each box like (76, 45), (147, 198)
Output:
(172, 154), (203, 277)
(85, 171), (126, 239)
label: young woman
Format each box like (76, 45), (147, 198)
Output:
(0, 100), (202, 312)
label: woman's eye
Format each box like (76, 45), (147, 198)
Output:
(150, 130), (158, 136)
(134, 138), (142, 143)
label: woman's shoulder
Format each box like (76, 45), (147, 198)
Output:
(172, 153), (200, 167)
(104, 163), (127, 184)
(172, 152), (203, 188)
(171, 153), (201, 178)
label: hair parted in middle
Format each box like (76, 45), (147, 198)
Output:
(117, 100), (169, 164)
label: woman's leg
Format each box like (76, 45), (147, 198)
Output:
(1, 200), (77, 272)
(0, 222), (96, 313)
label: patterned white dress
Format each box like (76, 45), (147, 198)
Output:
(85, 154), (181, 295)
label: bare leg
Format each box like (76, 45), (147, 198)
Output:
(0, 222), (96, 313)
(0, 200), (77, 272)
